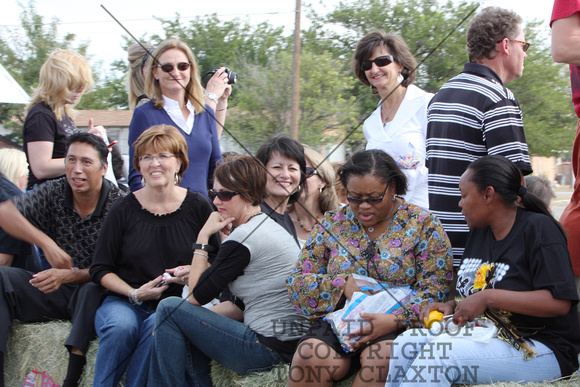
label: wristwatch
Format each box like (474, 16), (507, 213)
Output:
(204, 93), (219, 104)
(192, 243), (216, 252)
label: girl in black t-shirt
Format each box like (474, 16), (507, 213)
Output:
(386, 155), (580, 386)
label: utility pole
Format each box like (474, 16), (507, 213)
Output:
(290, 0), (301, 140)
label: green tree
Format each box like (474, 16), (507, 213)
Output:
(0, 0), (122, 144)
(510, 22), (576, 156)
(223, 49), (358, 151)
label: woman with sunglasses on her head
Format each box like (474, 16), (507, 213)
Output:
(148, 155), (311, 386)
(387, 155), (580, 386)
(287, 149), (452, 387)
(127, 38), (232, 195)
(287, 147), (341, 247)
(90, 125), (219, 387)
(353, 30), (432, 209)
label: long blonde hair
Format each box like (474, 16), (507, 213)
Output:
(127, 43), (154, 109)
(303, 147), (341, 213)
(27, 49), (93, 120)
(144, 39), (204, 113)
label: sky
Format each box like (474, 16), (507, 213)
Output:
(0, 0), (554, 72)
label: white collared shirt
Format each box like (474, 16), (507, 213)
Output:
(162, 95), (195, 135)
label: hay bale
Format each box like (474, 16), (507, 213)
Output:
(5, 320), (579, 387)
(210, 362), (356, 386)
(4, 320), (99, 387)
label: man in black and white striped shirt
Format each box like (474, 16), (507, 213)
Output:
(426, 7), (533, 268)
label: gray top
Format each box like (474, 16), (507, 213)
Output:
(227, 213), (310, 341)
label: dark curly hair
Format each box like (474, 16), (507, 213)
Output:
(467, 7), (523, 63)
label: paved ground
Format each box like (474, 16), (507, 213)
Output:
(553, 186), (573, 220)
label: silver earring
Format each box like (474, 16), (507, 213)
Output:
(244, 204), (251, 215)
(392, 195), (396, 202)
(141, 176), (145, 187)
(174, 173), (179, 185)
(397, 73), (404, 83)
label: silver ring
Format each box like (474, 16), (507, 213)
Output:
(223, 78), (228, 83)
(182, 277), (186, 282)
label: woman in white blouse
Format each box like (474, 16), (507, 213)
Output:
(352, 30), (432, 209)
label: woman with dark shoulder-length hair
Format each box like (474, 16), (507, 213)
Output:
(90, 124), (219, 387)
(148, 154), (310, 385)
(288, 149), (452, 386)
(255, 134), (306, 245)
(353, 30), (432, 209)
(387, 155), (580, 386)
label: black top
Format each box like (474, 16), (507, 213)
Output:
(90, 190), (220, 304)
(0, 177), (40, 272)
(22, 102), (77, 189)
(260, 201), (299, 246)
(12, 177), (124, 269)
(460, 207), (580, 377)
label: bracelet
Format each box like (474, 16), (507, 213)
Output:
(216, 106), (228, 111)
(193, 251), (209, 259)
(128, 289), (142, 305)
(192, 243), (215, 252)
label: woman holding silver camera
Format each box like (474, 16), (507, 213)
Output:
(127, 38), (232, 196)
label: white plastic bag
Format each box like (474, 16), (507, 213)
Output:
(324, 281), (414, 352)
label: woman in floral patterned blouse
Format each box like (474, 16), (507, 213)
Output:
(287, 149), (452, 387)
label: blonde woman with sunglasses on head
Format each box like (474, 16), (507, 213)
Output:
(353, 30), (432, 210)
(287, 147), (341, 247)
(127, 39), (232, 196)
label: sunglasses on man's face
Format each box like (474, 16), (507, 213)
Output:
(157, 62), (192, 73)
(361, 55), (394, 71)
(209, 189), (239, 202)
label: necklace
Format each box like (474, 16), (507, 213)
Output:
(246, 211), (263, 223)
(366, 198), (399, 233)
(296, 214), (322, 232)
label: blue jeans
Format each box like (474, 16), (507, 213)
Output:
(148, 297), (291, 386)
(386, 328), (561, 387)
(93, 296), (156, 387)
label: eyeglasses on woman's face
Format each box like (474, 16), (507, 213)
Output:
(361, 55), (394, 71)
(305, 166), (318, 178)
(138, 153), (176, 164)
(346, 185), (389, 205)
(157, 62), (192, 73)
(209, 189), (240, 202)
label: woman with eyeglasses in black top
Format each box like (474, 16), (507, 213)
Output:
(353, 30), (432, 210)
(287, 149), (452, 387)
(127, 39), (232, 195)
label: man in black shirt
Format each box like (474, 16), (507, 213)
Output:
(0, 132), (124, 387)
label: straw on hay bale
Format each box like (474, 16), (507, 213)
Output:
(5, 320), (99, 387)
(4, 320), (579, 387)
